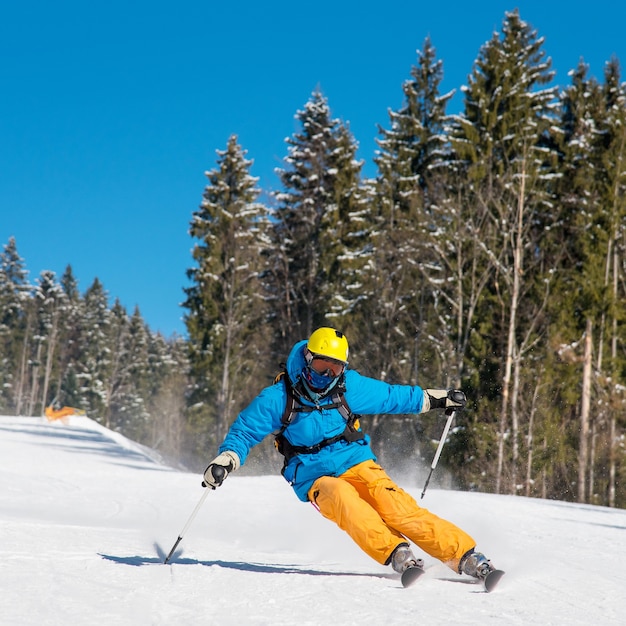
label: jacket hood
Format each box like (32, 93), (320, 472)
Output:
(286, 340), (308, 385)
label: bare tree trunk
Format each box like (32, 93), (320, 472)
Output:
(541, 436), (547, 499)
(495, 306), (514, 494)
(27, 340), (43, 416)
(216, 289), (234, 445)
(15, 310), (32, 415)
(40, 306), (59, 411)
(578, 319), (592, 503)
(588, 420), (596, 502)
(511, 350), (521, 493)
(525, 384), (541, 497)
(608, 236), (619, 507)
(608, 415), (616, 507)
(105, 331), (124, 430)
(217, 344), (231, 445)
(496, 166), (526, 494)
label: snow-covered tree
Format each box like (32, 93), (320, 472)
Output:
(32, 270), (66, 416)
(376, 37), (453, 218)
(78, 278), (112, 420)
(53, 265), (84, 407)
(270, 90), (369, 355)
(184, 135), (271, 453)
(446, 9), (559, 494)
(0, 237), (31, 413)
(363, 38), (453, 387)
(103, 305), (153, 439)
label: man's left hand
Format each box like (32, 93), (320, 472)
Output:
(421, 389), (467, 413)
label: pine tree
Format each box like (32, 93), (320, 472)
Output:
(322, 122), (372, 333)
(270, 90), (368, 354)
(78, 278), (112, 421)
(376, 37), (453, 215)
(365, 39), (454, 387)
(345, 40), (455, 471)
(54, 265), (84, 407)
(106, 304), (151, 438)
(0, 238), (32, 413)
(33, 270), (66, 415)
(544, 60), (605, 503)
(593, 59), (626, 506)
(184, 135), (271, 457)
(446, 9), (559, 493)
(105, 299), (131, 430)
(544, 58), (626, 506)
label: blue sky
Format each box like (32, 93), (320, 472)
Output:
(2, 1), (624, 337)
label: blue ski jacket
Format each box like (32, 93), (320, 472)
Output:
(219, 340), (427, 501)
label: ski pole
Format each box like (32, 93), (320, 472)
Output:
(421, 408), (456, 499)
(164, 488), (211, 564)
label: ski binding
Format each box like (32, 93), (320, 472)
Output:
(483, 568), (505, 592)
(401, 564), (425, 588)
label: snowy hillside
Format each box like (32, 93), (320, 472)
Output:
(1, 415), (624, 625)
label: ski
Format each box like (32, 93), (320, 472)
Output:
(401, 565), (505, 591)
(483, 569), (505, 592)
(401, 564), (425, 588)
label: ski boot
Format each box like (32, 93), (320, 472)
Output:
(459, 549), (505, 592)
(391, 543), (424, 573)
(391, 543), (425, 588)
(459, 549), (494, 579)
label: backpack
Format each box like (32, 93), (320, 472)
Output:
(273, 366), (365, 463)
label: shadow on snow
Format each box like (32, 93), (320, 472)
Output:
(99, 543), (394, 579)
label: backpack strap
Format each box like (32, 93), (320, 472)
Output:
(274, 369), (365, 463)
(274, 367), (314, 427)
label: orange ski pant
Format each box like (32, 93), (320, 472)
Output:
(308, 460), (475, 571)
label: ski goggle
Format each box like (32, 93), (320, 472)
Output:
(306, 351), (346, 378)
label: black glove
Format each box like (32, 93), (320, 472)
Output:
(202, 451), (240, 489)
(421, 389), (467, 413)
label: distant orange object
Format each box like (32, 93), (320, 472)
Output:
(44, 405), (85, 422)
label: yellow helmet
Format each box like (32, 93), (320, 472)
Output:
(307, 327), (349, 363)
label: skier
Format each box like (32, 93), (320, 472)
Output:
(203, 327), (496, 583)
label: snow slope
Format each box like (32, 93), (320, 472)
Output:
(1, 415), (624, 625)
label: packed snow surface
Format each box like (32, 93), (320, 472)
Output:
(1, 415), (624, 625)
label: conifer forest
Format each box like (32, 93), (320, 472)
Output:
(2, 11), (625, 507)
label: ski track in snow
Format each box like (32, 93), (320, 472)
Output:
(1, 415), (625, 625)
